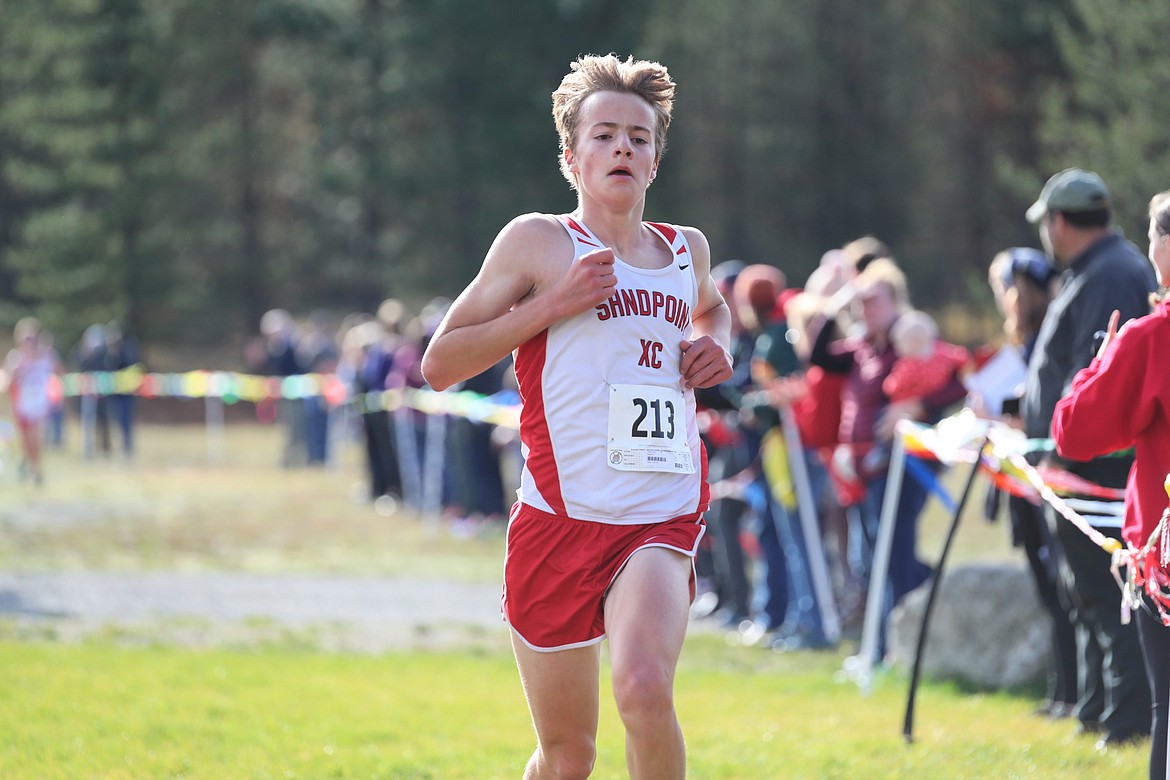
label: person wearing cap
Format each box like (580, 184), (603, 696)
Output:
(1021, 167), (1156, 748)
(986, 246), (1059, 382)
(987, 246), (1080, 722)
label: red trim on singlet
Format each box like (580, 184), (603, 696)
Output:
(698, 438), (710, 510)
(645, 221), (689, 261)
(514, 329), (566, 513)
(645, 221), (676, 244)
(566, 218), (601, 248)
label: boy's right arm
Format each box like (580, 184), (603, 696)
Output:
(421, 214), (618, 391)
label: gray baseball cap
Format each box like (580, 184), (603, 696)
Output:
(1026, 168), (1111, 223)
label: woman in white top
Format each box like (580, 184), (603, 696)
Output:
(5, 317), (58, 484)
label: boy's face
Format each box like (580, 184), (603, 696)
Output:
(564, 91), (659, 198)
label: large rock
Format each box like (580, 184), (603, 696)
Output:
(887, 563), (1049, 690)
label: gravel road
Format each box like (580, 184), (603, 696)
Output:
(0, 571), (509, 652)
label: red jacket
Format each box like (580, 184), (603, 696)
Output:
(1052, 301), (1170, 550)
(882, 341), (970, 403)
(793, 365), (845, 450)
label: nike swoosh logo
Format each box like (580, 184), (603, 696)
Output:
(679, 264), (690, 270)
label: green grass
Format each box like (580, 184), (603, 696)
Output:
(0, 636), (1145, 779)
(0, 419), (1150, 778)
(0, 418), (504, 581)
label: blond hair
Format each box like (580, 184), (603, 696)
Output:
(1149, 189), (1170, 304)
(854, 257), (910, 312)
(1150, 189), (1170, 237)
(890, 309), (938, 358)
(551, 54), (675, 186)
(841, 235), (891, 273)
(13, 316), (42, 343)
(783, 291), (825, 353)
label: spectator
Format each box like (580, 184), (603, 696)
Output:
(444, 356), (512, 531)
(103, 320), (140, 458)
(344, 313), (402, 504)
(882, 310), (970, 416)
(40, 330), (65, 449)
(4, 317), (59, 484)
(389, 314), (433, 511)
(371, 299), (409, 501)
(1021, 167), (1155, 748)
(73, 324), (111, 457)
(1052, 187), (1170, 777)
(872, 308), (970, 495)
(297, 310), (339, 466)
(691, 260), (756, 628)
(984, 246), (1079, 721)
(991, 247), (1060, 368)
(811, 258), (914, 574)
(490, 364), (523, 505)
(729, 264), (796, 640)
(260, 308), (308, 468)
(772, 288), (856, 630)
(809, 257), (966, 659)
(795, 255), (863, 628)
(745, 272), (836, 650)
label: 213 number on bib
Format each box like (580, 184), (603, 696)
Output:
(630, 397), (676, 440)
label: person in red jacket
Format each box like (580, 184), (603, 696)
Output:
(1053, 188), (1170, 778)
(882, 310), (970, 406)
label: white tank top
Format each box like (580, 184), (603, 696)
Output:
(514, 215), (709, 524)
(12, 349), (54, 421)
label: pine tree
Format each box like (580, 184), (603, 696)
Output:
(1039, 0), (1170, 238)
(1, 0), (117, 340)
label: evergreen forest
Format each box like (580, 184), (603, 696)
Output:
(2, 0), (1168, 351)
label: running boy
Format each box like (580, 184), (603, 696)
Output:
(421, 53), (733, 779)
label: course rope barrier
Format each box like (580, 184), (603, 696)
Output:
(905, 412), (1170, 626)
(52, 366), (521, 430)
(1115, 477), (1170, 627)
(996, 444), (1123, 555)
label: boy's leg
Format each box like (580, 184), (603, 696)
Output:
(510, 634), (601, 780)
(604, 546), (692, 780)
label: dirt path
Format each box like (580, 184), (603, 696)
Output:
(0, 571), (508, 652)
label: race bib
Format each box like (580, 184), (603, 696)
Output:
(606, 383), (694, 474)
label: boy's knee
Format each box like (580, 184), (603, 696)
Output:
(539, 737), (596, 780)
(612, 665), (674, 724)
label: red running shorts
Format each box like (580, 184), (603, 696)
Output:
(502, 502), (705, 652)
